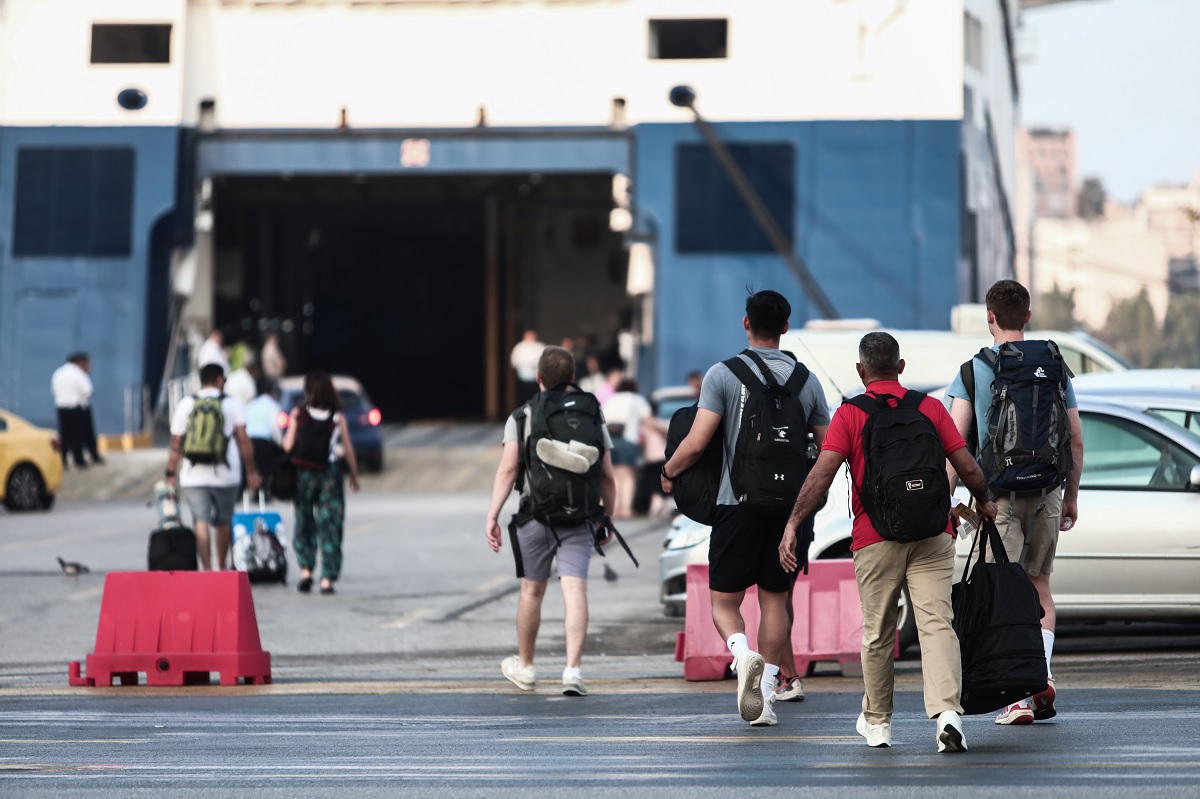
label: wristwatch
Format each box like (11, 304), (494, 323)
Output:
(164, 468), (176, 478)
(660, 464), (672, 480)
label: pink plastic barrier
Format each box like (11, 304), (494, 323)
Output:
(675, 561), (886, 681)
(68, 571), (271, 687)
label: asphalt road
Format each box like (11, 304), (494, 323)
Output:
(3, 480), (1200, 797)
(3, 690), (1200, 798)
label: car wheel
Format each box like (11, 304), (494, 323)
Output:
(4, 464), (47, 512)
(368, 455), (384, 473)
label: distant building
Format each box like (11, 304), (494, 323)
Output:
(0, 0), (1022, 428)
(1033, 170), (1200, 329)
(1025, 127), (1078, 220)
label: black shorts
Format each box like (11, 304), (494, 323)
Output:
(709, 503), (794, 594)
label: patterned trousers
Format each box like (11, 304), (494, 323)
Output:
(292, 464), (346, 580)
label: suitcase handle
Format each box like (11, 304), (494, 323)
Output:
(241, 490), (267, 513)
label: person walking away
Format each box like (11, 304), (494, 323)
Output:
(261, 332), (287, 384)
(165, 363), (262, 570)
(485, 345), (617, 697)
(780, 332), (997, 752)
(51, 353), (99, 468)
(197, 329), (229, 373)
(283, 371), (361, 595)
(510, 329), (546, 405)
(74, 354), (105, 465)
(244, 378), (286, 499)
(944, 279), (1084, 726)
(601, 377), (652, 519)
(661, 290), (831, 727)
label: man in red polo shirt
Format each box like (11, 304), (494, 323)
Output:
(779, 332), (996, 753)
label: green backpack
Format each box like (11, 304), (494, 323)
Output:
(183, 394), (229, 466)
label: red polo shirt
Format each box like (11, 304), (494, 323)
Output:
(822, 380), (967, 550)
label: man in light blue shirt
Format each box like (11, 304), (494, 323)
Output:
(244, 380), (285, 497)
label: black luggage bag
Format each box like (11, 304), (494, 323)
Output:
(147, 480), (198, 571)
(952, 519), (1048, 714)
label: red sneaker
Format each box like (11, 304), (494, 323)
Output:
(995, 699), (1035, 725)
(1031, 679), (1057, 721)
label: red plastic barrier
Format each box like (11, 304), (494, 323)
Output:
(676, 561), (889, 681)
(68, 571), (271, 687)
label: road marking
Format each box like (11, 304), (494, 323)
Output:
(510, 735), (852, 743)
(381, 607), (440, 629)
(471, 575), (513, 594)
(0, 738), (149, 744)
(67, 587), (104, 602)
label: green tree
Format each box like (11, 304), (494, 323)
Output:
(1096, 289), (1159, 367)
(1157, 293), (1200, 368)
(1031, 284), (1079, 332)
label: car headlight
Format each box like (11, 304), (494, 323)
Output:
(667, 525), (712, 551)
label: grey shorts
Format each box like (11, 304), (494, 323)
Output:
(183, 485), (238, 527)
(985, 492), (1062, 577)
(513, 519), (594, 581)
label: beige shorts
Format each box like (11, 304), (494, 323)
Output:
(983, 492), (1061, 577)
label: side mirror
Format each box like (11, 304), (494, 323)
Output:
(1190, 465), (1200, 490)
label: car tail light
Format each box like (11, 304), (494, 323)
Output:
(367, 408), (382, 426)
(277, 411), (290, 429)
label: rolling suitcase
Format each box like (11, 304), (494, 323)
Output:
(147, 480), (197, 571)
(232, 492), (289, 584)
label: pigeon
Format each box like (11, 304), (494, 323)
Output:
(57, 557), (90, 576)
(603, 563), (619, 583)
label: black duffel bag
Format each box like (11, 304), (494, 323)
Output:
(664, 403), (722, 525)
(952, 518), (1049, 714)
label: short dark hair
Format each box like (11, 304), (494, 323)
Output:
(745, 290), (791, 338)
(304, 371), (342, 411)
(199, 363), (225, 386)
(986, 280), (1030, 331)
(537, 346), (575, 388)
(858, 332), (900, 374)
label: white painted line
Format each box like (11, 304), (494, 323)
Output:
(381, 607), (440, 629)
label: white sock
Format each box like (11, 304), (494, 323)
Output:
(563, 667), (582, 681)
(761, 663), (780, 699)
(727, 633), (750, 660)
(1042, 629), (1055, 679)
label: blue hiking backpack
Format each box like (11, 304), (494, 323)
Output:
(976, 340), (1074, 497)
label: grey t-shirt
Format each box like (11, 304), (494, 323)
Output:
(699, 347), (831, 506)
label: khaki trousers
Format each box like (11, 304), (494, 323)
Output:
(852, 533), (962, 723)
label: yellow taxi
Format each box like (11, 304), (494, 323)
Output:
(0, 408), (63, 512)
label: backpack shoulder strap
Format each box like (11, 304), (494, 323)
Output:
(782, 362), (810, 395)
(846, 394), (884, 417)
(722, 353), (765, 392)
(512, 404), (530, 491)
(740, 349), (781, 388)
(1044, 339), (1076, 379)
(898, 390), (926, 410)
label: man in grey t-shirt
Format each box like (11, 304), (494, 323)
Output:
(661, 291), (830, 728)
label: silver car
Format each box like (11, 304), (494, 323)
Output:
(954, 394), (1200, 621)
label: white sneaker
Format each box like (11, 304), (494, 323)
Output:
(856, 712), (892, 747)
(562, 673), (588, 697)
(733, 651), (766, 722)
(937, 710), (968, 753)
(750, 694), (778, 727)
(500, 656), (535, 691)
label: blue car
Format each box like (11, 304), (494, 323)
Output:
(277, 375), (385, 473)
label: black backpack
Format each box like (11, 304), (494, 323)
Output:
(516, 384), (607, 526)
(846, 391), (951, 543)
(664, 402), (722, 525)
(724, 350), (811, 516)
(290, 408), (337, 472)
(976, 341), (1073, 497)
(952, 519), (1049, 714)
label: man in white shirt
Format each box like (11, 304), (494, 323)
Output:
(510, 330), (546, 404)
(197, 329), (229, 373)
(51, 353), (101, 468)
(165, 363), (262, 570)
